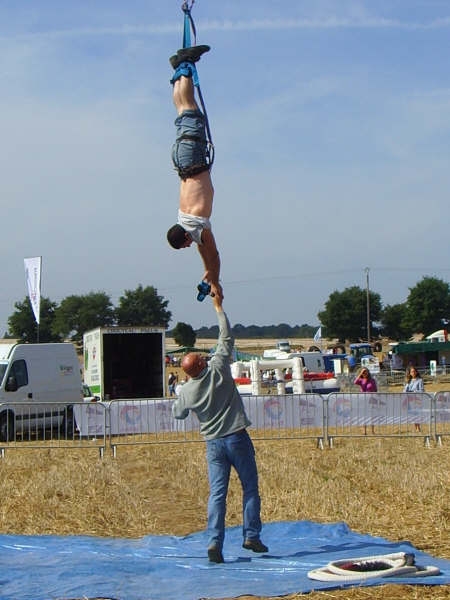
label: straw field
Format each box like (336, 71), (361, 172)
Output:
(1, 434), (449, 600)
(2, 337), (449, 599)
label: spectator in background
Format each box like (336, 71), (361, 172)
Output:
(347, 354), (357, 373)
(354, 367), (378, 393)
(404, 367), (424, 432)
(168, 372), (177, 397)
(354, 367), (378, 435)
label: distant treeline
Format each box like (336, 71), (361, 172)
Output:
(195, 323), (318, 339)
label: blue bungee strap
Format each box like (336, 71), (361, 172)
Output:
(177, 1), (214, 165)
(182, 2), (197, 49)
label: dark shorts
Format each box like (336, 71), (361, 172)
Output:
(172, 109), (211, 179)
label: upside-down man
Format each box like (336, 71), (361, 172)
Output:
(166, 45), (223, 300)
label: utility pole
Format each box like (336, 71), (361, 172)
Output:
(365, 267), (371, 343)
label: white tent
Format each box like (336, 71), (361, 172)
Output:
(425, 329), (448, 343)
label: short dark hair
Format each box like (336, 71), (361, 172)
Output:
(167, 224), (187, 249)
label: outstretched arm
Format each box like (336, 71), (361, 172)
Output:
(211, 287), (234, 362)
(198, 228), (223, 299)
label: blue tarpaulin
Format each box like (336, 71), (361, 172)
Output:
(0, 521), (449, 600)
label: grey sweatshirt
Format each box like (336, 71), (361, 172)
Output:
(172, 310), (251, 440)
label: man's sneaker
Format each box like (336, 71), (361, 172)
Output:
(208, 544), (224, 563)
(170, 45), (210, 69)
(242, 539), (269, 553)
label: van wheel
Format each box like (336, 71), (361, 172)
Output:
(0, 412), (15, 442)
(60, 406), (74, 439)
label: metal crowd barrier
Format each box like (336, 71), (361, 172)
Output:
(106, 398), (202, 457)
(1, 392), (449, 457)
(105, 395), (326, 455)
(243, 394), (326, 448)
(0, 401), (107, 457)
(325, 392), (434, 447)
(104, 393), (436, 454)
(433, 390), (450, 444)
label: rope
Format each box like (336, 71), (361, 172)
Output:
(308, 552), (440, 582)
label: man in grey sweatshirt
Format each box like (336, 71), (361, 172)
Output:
(172, 293), (268, 563)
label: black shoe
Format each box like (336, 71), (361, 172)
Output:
(170, 45), (210, 69)
(242, 539), (269, 553)
(208, 545), (224, 563)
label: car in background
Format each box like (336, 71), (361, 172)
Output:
(276, 340), (291, 352)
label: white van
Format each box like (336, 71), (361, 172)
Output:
(261, 350), (326, 372)
(0, 343), (83, 441)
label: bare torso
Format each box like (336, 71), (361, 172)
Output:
(179, 170), (214, 217)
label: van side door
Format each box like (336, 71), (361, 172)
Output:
(3, 359), (35, 434)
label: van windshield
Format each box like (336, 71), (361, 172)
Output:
(0, 362), (7, 386)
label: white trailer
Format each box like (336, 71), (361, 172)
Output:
(83, 326), (166, 401)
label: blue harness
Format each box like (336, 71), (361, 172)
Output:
(172, 1), (214, 169)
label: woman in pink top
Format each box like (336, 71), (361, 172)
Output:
(354, 367), (378, 434)
(354, 367), (378, 393)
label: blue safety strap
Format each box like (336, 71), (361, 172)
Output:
(179, 1), (214, 167)
(182, 2), (196, 48)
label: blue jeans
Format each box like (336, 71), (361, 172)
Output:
(172, 109), (210, 178)
(206, 429), (262, 549)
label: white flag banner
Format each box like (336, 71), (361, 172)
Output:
(313, 327), (322, 342)
(24, 256), (42, 325)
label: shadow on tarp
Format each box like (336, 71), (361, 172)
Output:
(0, 521), (449, 600)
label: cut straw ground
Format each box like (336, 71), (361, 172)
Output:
(0, 437), (449, 600)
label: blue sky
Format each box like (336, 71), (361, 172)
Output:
(1, 0), (450, 333)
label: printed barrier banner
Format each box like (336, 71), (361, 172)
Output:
(74, 395), (324, 437)
(327, 392), (433, 428)
(74, 393), (450, 438)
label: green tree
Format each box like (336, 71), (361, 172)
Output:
(381, 303), (411, 340)
(7, 296), (61, 342)
(52, 292), (115, 343)
(403, 276), (450, 335)
(318, 286), (382, 342)
(274, 323), (292, 339)
(196, 324), (219, 338)
(115, 285), (171, 328)
(294, 324), (317, 338)
(172, 322), (196, 347)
